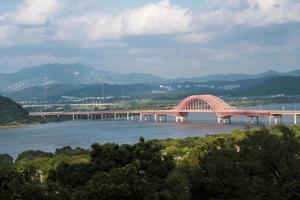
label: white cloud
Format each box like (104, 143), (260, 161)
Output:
(5, 0), (62, 26)
(200, 0), (300, 27)
(55, 0), (192, 43)
(176, 0), (300, 45)
(0, 0), (299, 47)
(118, 0), (191, 35)
(243, 0), (300, 25)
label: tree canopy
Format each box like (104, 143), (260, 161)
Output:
(1, 126), (300, 199)
(0, 95), (28, 124)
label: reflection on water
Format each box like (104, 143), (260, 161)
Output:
(1, 103), (300, 158)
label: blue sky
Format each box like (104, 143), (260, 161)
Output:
(0, 0), (299, 78)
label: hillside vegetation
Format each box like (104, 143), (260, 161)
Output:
(0, 95), (28, 125)
(1, 125), (300, 199)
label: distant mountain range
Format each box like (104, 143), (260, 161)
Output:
(173, 70), (300, 82)
(5, 83), (154, 102)
(4, 75), (300, 102)
(0, 63), (164, 91)
(0, 63), (299, 92)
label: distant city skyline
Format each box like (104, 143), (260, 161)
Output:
(0, 0), (299, 78)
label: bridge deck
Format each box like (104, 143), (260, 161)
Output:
(28, 94), (300, 125)
(29, 109), (300, 117)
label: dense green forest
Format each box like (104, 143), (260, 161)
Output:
(0, 95), (28, 125)
(1, 125), (300, 199)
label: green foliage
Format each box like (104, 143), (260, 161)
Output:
(0, 154), (14, 169)
(47, 138), (185, 199)
(161, 129), (245, 167)
(15, 148), (90, 181)
(1, 127), (300, 199)
(0, 95), (28, 125)
(0, 167), (47, 200)
(186, 125), (300, 200)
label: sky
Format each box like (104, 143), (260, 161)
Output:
(0, 0), (299, 78)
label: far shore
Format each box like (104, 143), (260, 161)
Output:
(0, 124), (26, 129)
(0, 121), (42, 129)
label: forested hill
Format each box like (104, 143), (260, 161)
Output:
(232, 76), (300, 96)
(0, 95), (28, 124)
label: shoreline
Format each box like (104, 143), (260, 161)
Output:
(0, 121), (43, 129)
(0, 123), (28, 129)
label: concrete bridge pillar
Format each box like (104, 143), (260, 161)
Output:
(269, 116), (273, 124)
(159, 116), (162, 122)
(72, 115), (75, 120)
(269, 115), (283, 125)
(294, 115), (297, 125)
(140, 114), (143, 122)
(176, 116), (187, 123)
(158, 115), (167, 122)
(154, 114), (158, 122)
(217, 116), (231, 124)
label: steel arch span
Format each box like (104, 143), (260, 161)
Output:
(175, 95), (234, 116)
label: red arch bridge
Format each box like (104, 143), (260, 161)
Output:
(29, 95), (300, 125)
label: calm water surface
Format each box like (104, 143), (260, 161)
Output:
(0, 103), (299, 158)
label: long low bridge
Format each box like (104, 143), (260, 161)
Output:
(29, 95), (300, 125)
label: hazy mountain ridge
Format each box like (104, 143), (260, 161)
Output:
(0, 63), (299, 92)
(4, 75), (300, 102)
(173, 70), (282, 82)
(0, 63), (165, 91)
(4, 83), (154, 102)
(232, 76), (300, 96)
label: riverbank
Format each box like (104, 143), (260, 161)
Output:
(0, 121), (30, 129)
(0, 118), (63, 129)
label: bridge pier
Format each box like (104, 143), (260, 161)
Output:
(217, 116), (231, 124)
(159, 116), (163, 122)
(269, 115), (283, 125)
(159, 115), (167, 122)
(140, 114), (150, 122)
(175, 116), (187, 123)
(294, 115), (298, 125)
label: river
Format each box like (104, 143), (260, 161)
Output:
(0, 103), (299, 158)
